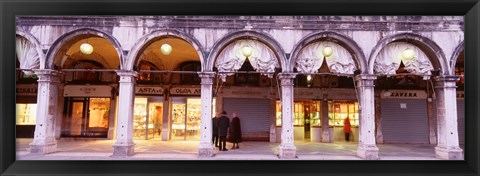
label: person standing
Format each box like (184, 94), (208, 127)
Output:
(343, 117), (352, 142)
(217, 110), (230, 151)
(228, 112), (242, 149)
(212, 112), (220, 148)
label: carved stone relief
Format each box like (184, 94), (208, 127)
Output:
(215, 40), (280, 82)
(374, 42), (434, 79)
(296, 41), (356, 74)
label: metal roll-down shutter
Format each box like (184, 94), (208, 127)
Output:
(223, 98), (271, 141)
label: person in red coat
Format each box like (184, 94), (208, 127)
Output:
(228, 112), (242, 149)
(343, 117), (352, 142)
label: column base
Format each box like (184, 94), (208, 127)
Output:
(435, 146), (463, 160)
(112, 143), (135, 157)
(279, 144), (297, 159)
(321, 130), (331, 143)
(357, 144), (379, 160)
(29, 142), (57, 154)
(198, 143), (215, 158)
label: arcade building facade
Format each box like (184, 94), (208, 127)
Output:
(15, 16), (464, 160)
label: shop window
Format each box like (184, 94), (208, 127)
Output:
(276, 100), (321, 127)
(137, 61), (162, 84)
(180, 61), (201, 85)
(61, 97), (110, 138)
(234, 60), (259, 86)
(16, 104), (37, 125)
(72, 61), (103, 82)
(455, 66), (464, 89)
(328, 101), (359, 127)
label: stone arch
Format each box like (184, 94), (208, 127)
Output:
(450, 41), (464, 75)
(16, 28), (45, 69)
(368, 33), (449, 75)
(126, 29), (206, 71)
(206, 30), (287, 72)
(289, 31), (367, 74)
(45, 28), (124, 69)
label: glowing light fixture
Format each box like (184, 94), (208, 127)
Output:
(160, 43), (172, 55)
(402, 48), (415, 60)
(322, 46), (333, 57)
(306, 75), (313, 82)
(80, 39), (94, 55)
(242, 45), (253, 58)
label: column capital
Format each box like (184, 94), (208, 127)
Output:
(116, 70), (138, 77)
(33, 69), (61, 83)
(354, 74), (377, 81)
(278, 73), (297, 79)
(197, 72), (215, 78)
(433, 75), (461, 83)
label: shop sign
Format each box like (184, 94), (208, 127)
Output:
(381, 90), (427, 99)
(16, 85), (38, 96)
(170, 87), (201, 95)
(293, 88), (357, 100)
(64, 85), (112, 97)
(136, 87), (164, 95)
(457, 91), (464, 99)
(222, 87), (271, 98)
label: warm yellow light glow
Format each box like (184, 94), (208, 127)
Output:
(80, 43), (94, 55)
(402, 48), (415, 60)
(242, 45), (253, 58)
(160, 43), (172, 55)
(322, 46), (333, 57)
(306, 75), (313, 82)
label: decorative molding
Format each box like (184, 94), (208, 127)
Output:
(296, 41), (356, 74)
(215, 40), (279, 82)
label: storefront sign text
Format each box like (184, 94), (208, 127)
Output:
(381, 90), (427, 99)
(136, 87), (164, 95)
(170, 87), (201, 95)
(64, 85), (112, 97)
(16, 87), (38, 96)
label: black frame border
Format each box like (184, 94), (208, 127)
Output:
(1, 0), (479, 176)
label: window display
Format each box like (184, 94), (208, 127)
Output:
(171, 98), (216, 140)
(61, 97), (111, 138)
(134, 98), (149, 139)
(16, 104), (37, 125)
(88, 98), (110, 128)
(275, 100), (321, 127)
(328, 101), (359, 127)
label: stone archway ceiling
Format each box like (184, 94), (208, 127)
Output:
(215, 39), (280, 82)
(296, 41), (356, 74)
(374, 42), (434, 79)
(141, 38), (199, 71)
(16, 36), (40, 75)
(65, 36), (120, 69)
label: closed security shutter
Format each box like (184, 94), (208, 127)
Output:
(381, 99), (429, 144)
(457, 100), (465, 145)
(223, 98), (270, 141)
(432, 100), (464, 145)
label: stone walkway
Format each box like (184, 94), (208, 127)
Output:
(16, 138), (446, 160)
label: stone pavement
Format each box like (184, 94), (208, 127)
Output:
(16, 138), (447, 160)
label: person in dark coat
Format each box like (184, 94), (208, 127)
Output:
(217, 110), (230, 151)
(228, 112), (242, 149)
(212, 112), (220, 147)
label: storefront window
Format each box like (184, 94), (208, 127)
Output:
(88, 98), (110, 128)
(61, 97), (110, 138)
(171, 98), (216, 140)
(16, 104), (37, 125)
(276, 100), (321, 127)
(328, 101), (359, 127)
(133, 98), (148, 139)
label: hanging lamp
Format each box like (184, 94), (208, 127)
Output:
(80, 38), (94, 55)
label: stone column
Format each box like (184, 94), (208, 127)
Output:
(161, 95), (171, 141)
(374, 90), (384, 144)
(198, 72), (215, 157)
(29, 69), (61, 154)
(321, 94), (330, 143)
(112, 71), (137, 157)
(279, 73), (297, 159)
(355, 75), (379, 160)
(433, 76), (463, 160)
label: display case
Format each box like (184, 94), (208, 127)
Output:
(171, 103), (186, 138)
(309, 100), (321, 127)
(293, 102), (304, 126)
(275, 101), (282, 126)
(133, 98), (148, 139)
(328, 101), (359, 127)
(16, 104), (37, 125)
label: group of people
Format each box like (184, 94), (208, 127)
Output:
(212, 111), (242, 151)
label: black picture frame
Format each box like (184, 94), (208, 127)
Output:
(1, 0), (479, 176)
